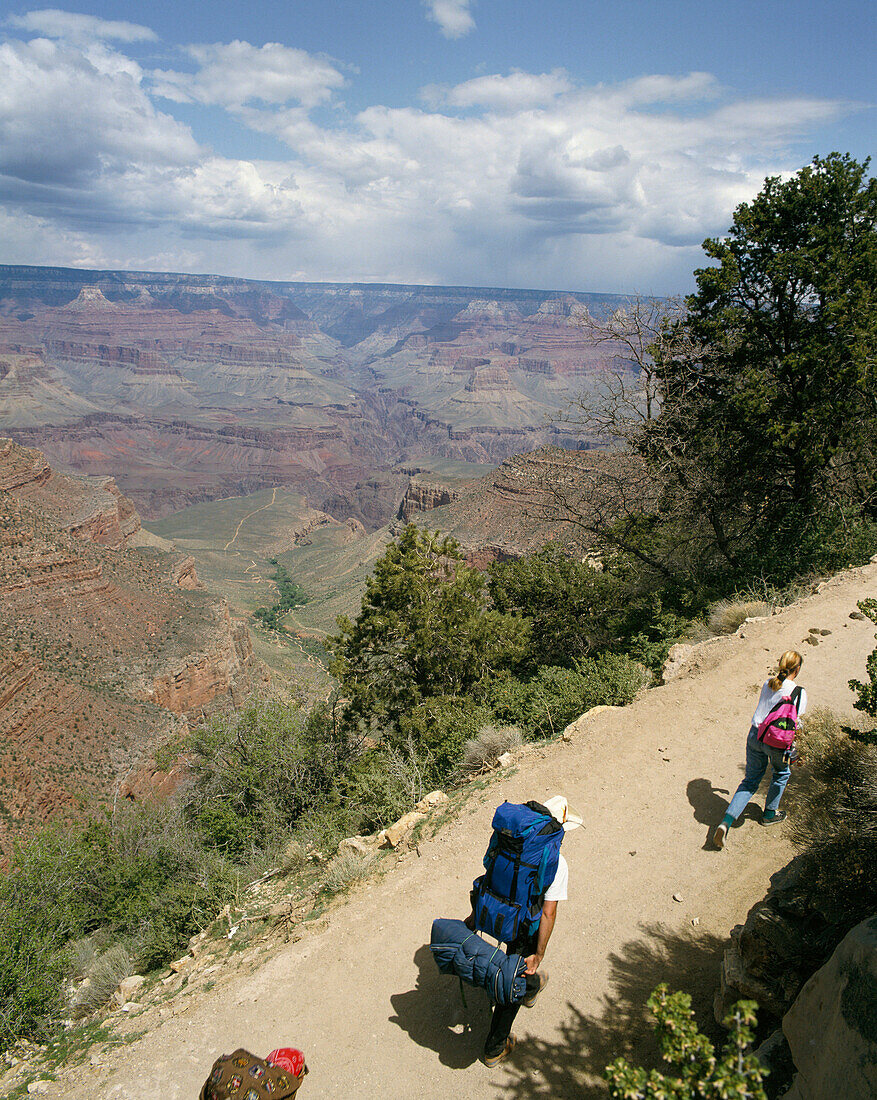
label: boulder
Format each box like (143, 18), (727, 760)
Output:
(784, 915), (877, 1100)
(662, 643), (694, 683)
(169, 955), (196, 975)
(114, 975), (145, 1005)
(338, 835), (379, 856)
(497, 752), (515, 767)
(415, 790), (448, 813)
(378, 811), (427, 849)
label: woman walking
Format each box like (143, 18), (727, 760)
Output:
(713, 651), (807, 849)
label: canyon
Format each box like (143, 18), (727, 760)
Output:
(0, 438), (268, 848)
(0, 265), (631, 522)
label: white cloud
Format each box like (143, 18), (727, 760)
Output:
(422, 69), (572, 110)
(0, 15), (858, 293)
(8, 8), (157, 43)
(423, 0), (476, 39)
(0, 37), (199, 193)
(151, 41), (346, 109)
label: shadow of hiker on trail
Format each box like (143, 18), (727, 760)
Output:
(389, 943), (493, 1069)
(687, 777), (761, 848)
(494, 921), (727, 1099)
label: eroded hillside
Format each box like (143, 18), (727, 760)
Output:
(0, 439), (267, 847)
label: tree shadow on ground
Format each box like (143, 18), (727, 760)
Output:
(389, 943), (493, 1068)
(495, 921), (728, 1099)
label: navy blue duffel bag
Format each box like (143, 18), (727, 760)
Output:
(429, 917), (527, 1006)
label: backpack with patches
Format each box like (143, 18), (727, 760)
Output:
(756, 685), (803, 750)
(471, 801), (564, 945)
(200, 1049), (307, 1100)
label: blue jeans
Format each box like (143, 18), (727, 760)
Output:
(726, 726), (791, 820)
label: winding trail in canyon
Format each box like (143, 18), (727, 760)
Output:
(223, 487), (279, 552)
(59, 562), (877, 1100)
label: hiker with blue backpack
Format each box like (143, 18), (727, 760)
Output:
(712, 650), (807, 849)
(431, 794), (582, 1068)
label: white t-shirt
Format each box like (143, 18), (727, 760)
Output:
(751, 679), (808, 728)
(544, 853), (569, 902)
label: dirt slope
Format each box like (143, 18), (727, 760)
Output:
(55, 561), (877, 1099)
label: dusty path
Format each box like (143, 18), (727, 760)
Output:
(223, 487), (278, 551)
(59, 563), (876, 1100)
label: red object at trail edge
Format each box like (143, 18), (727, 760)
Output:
(266, 1048), (306, 1078)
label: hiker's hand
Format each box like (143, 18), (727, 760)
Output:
(524, 953), (542, 975)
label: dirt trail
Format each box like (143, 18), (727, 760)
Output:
(223, 487), (278, 551)
(59, 563), (877, 1100)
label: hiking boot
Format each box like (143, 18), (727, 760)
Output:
(522, 972), (549, 1008)
(712, 823), (728, 849)
(762, 810), (787, 826)
(481, 1035), (516, 1068)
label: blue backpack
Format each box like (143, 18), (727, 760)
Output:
(472, 801), (564, 945)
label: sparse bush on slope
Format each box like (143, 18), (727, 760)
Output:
(848, 598), (877, 745)
(461, 725), (523, 776)
(790, 706), (877, 932)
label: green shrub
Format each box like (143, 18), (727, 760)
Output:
(607, 984), (766, 1099)
(335, 745), (429, 836)
(488, 545), (622, 668)
(486, 654), (649, 738)
(0, 827), (98, 1046)
(397, 695), (494, 780)
(185, 696), (352, 852)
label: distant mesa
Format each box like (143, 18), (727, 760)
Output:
(66, 285), (119, 311)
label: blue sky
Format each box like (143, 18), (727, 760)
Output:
(0, 1), (873, 293)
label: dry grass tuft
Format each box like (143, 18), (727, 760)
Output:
(70, 944), (132, 1018)
(461, 725), (523, 777)
(323, 850), (380, 894)
(707, 599), (771, 635)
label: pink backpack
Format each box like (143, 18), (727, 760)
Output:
(756, 685), (803, 750)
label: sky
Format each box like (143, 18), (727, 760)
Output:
(0, 1), (873, 294)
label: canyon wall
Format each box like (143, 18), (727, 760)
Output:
(0, 439), (268, 848)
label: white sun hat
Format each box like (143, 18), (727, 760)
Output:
(543, 794), (583, 831)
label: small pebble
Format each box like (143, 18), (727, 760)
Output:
(672, 893), (684, 902)
(629, 851), (637, 856)
(691, 917), (700, 927)
(850, 611), (866, 620)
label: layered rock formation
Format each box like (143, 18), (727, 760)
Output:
(0, 265), (637, 523)
(0, 440), (267, 848)
(397, 480), (458, 521)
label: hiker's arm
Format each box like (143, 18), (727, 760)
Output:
(525, 900), (557, 974)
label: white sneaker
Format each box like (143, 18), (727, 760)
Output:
(712, 823), (728, 850)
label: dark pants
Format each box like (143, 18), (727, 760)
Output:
(483, 932), (538, 1058)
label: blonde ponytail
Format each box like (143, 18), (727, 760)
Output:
(769, 650), (803, 692)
